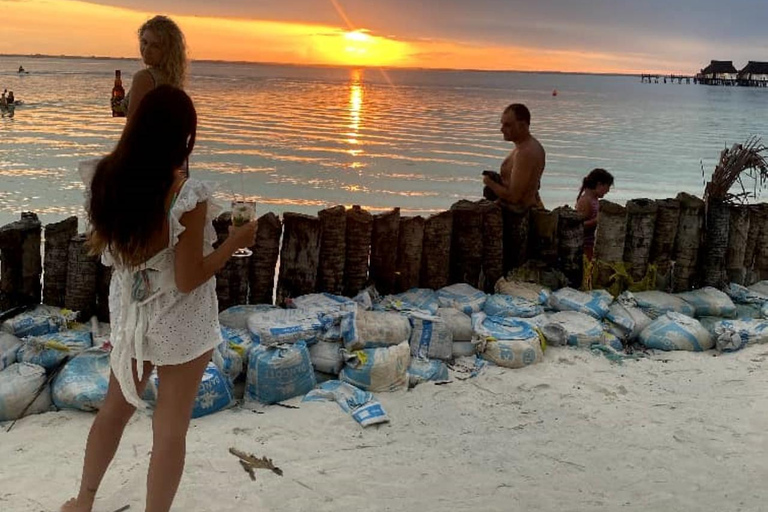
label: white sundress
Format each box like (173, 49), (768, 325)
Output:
(104, 179), (222, 408)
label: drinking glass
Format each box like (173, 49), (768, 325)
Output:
(231, 201), (255, 257)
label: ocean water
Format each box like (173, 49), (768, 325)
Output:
(0, 55), (767, 228)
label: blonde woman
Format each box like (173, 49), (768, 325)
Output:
(126, 15), (188, 119)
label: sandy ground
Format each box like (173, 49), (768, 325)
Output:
(2, 344), (768, 512)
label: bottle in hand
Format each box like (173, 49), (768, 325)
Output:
(232, 201), (255, 257)
(111, 70), (126, 117)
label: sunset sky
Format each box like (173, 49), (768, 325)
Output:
(1, 0), (766, 74)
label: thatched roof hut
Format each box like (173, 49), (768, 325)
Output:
(700, 60), (738, 79)
(738, 61), (768, 81)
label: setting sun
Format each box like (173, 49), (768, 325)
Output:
(313, 28), (410, 67)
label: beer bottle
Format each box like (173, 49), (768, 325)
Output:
(111, 70), (126, 117)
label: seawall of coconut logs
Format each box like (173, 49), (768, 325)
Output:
(1, 193), (766, 322)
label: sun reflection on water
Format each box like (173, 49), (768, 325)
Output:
(346, 70), (364, 161)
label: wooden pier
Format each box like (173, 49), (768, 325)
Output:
(640, 74), (694, 84)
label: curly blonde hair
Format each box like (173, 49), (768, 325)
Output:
(138, 15), (187, 88)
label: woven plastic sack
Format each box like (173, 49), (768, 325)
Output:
(375, 288), (439, 316)
(0, 363), (52, 421)
(494, 278), (550, 304)
(677, 287), (737, 318)
(548, 288), (612, 320)
(408, 313), (453, 361)
(246, 342), (316, 405)
(726, 283), (768, 305)
(471, 312), (540, 342)
(481, 338), (543, 369)
(638, 312), (713, 351)
(17, 331), (93, 371)
(436, 283), (487, 315)
(339, 341), (410, 393)
(218, 304), (277, 330)
(483, 294), (543, 318)
(436, 308), (473, 342)
(624, 291), (695, 319)
(0, 333), (22, 371)
(713, 319), (768, 352)
(541, 311), (605, 347)
(52, 347), (111, 411)
(309, 340), (344, 375)
(407, 358), (449, 387)
(342, 310), (411, 351)
(247, 308), (324, 347)
(2, 305), (77, 338)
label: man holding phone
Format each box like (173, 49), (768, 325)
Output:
(482, 103), (545, 210)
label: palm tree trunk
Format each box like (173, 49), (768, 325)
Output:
(649, 198), (680, 291)
(725, 204), (750, 285)
(593, 200), (627, 290)
(702, 199), (730, 288)
(450, 200), (483, 288)
(623, 199), (658, 283)
(420, 210), (452, 290)
(343, 206), (373, 297)
(555, 206), (583, 288)
(672, 192), (704, 292)
(479, 200), (504, 293)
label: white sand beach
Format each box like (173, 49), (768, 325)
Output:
(2, 344), (767, 512)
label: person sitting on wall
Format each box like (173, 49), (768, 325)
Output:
(482, 103), (546, 211)
(575, 168), (614, 260)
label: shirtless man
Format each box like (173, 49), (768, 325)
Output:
(483, 103), (546, 210)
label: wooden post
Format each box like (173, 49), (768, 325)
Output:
(726, 204), (750, 285)
(343, 206), (373, 297)
(702, 199), (730, 288)
(743, 204), (765, 285)
(1, 213), (43, 309)
(369, 209), (400, 295)
(276, 213), (321, 306)
(449, 200), (483, 288)
(593, 200), (626, 290)
(317, 206), (346, 296)
(0, 220), (23, 310)
(395, 216), (424, 293)
(754, 204), (768, 282)
(623, 199), (657, 283)
(529, 208), (559, 269)
(65, 233), (98, 320)
(555, 207), (583, 289)
(43, 216), (78, 307)
(649, 198), (680, 290)
(479, 200), (504, 293)
(501, 205), (529, 273)
(249, 212), (282, 305)
(420, 210), (452, 290)
(213, 212), (249, 311)
(672, 193), (704, 292)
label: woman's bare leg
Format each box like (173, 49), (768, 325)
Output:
(61, 360), (153, 512)
(145, 350), (211, 512)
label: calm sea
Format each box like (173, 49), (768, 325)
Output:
(0, 56), (766, 228)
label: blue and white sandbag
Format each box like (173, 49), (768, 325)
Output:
(712, 319), (768, 352)
(0, 333), (22, 371)
(287, 292), (356, 313)
(212, 325), (253, 382)
(219, 304), (277, 330)
(726, 283), (768, 305)
(342, 310), (411, 351)
(676, 287), (737, 318)
(541, 311), (605, 348)
(762, 302), (768, 320)
(0, 363), (52, 421)
(17, 331), (93, 371)
(548, 288), (612, 320)
(303, 380), (389, 427)
(481, 338), (544, 369)
(1, 305), (77, 338)
(246, 342), (316, 404)
(375, 288), (439, 316)
(734, 304), (763, 320)
(407, 358), (449, 387)
(483, 294), (544, 318)
(638, 312), (713, 351)
(494, 278), (551, 304)
(437, 283), (487, 315)
(437, 307), (473, 341)
(604, 302), (652, 341)
(247, 308), (324, 347)
(309, 340), (344, 375)
(748, 281), (768, 298)
(629, 291), (695, 319)
(408, 312), (453, 361)
(339, 341), (410, 392)
(471, 312), (540, 342)
(52, 347), (111, 411)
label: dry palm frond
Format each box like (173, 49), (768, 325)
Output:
(702, 136), (768, 204)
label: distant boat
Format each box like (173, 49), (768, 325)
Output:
(17, 66), (28, 75)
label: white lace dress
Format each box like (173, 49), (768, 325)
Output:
(105, 179), (222, 408)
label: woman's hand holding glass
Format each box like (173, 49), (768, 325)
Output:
(230, 201), (257, 257)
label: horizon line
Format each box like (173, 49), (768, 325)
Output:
(1, 52), (693, 78)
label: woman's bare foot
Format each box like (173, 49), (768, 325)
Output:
(60, 497), (92, 512)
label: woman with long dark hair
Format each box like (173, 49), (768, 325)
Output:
(576, 168), (614, 259)
(62, 86), (257, 512)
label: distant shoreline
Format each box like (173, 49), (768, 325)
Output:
(0, 52), (650, 78)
